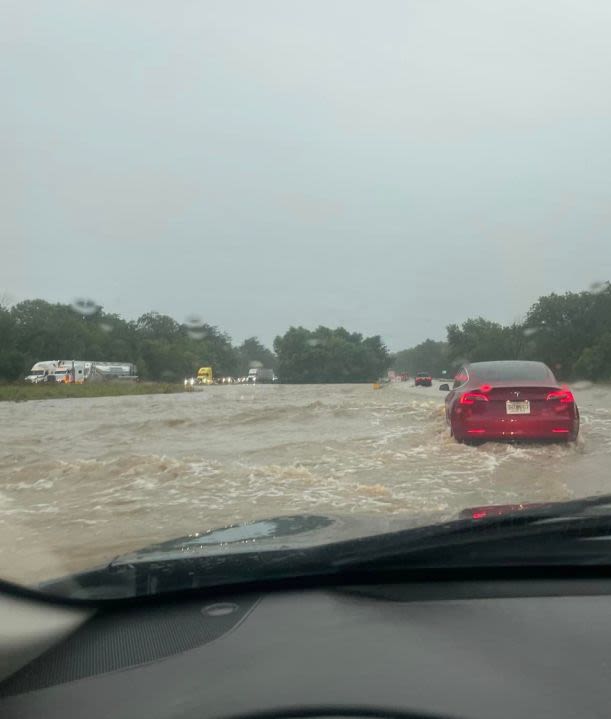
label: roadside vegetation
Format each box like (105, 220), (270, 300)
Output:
(391, 282), (611, 381)
(0, 382), (182, 403)
(2, 283), (610, 388)
(274, 327), (389, 383)
(0, 299), (388, 385)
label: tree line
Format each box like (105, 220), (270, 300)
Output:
(3, 284), (610, 384)
(0, 299), (389, 383)
(0, 299), (271, 383)
(391, 282), (611, 381)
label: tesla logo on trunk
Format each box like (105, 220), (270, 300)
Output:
(514, 391), (520, 397)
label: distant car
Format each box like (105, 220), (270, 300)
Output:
(415, 372), (432, 387)
(442, 360), (579, 443)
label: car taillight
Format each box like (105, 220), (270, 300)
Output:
(546, 390), (574, 403)
(460, 392), (489, 405)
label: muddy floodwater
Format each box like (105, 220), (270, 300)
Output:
(1, 381), (611, 585)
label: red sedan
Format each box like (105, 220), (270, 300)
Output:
(443, 361), (579, 443)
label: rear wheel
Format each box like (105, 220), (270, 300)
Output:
(449, 418), (464, 443)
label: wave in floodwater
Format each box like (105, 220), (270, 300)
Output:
(0, 382), (610, 583)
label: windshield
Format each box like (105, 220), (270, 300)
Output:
(469, 362), (553, 382)
(3, 1), (611, 601)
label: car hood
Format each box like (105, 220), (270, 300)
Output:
(38, 499), (580, 601)
(110, 501), (548, 567)
(109, 512), (428, 567)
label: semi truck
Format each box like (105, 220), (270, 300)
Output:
(196, 367), (213, 385)
(247, 368), (277, 383)
(25, 360), (137, 383)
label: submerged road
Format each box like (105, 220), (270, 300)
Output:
(1, 381), (610, 585)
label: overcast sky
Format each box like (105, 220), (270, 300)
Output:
(3, 1), (611, 350)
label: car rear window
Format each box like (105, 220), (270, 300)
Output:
(469, 362), (552, 381)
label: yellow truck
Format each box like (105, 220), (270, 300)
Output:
(196, 367), (213, 385)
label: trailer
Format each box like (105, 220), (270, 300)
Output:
(25, 360), (137, 384)
(247, 368), (278, 383)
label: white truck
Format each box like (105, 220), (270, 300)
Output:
(247, 368), (278, 383)
(25, 361), (59, 383)
(25, 360), (93, 384)
(25, 360), (137, 383)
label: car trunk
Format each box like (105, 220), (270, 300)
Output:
(463, 384), (577, 421)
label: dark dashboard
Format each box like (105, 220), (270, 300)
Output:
(2, 578), (611, 719)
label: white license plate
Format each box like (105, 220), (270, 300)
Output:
(506, 400), (530, 414)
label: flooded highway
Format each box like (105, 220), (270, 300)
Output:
(1, 381), (611, 585)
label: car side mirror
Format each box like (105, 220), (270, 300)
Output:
(439, 383), (450, 391)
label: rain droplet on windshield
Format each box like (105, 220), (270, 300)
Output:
(99, 322), (113, 333)
(185, 315), (207, 340)
(306, 339), (321, 347)
(249, 360), (263, 369)
(589, 281), (609, 294)
(523, 327), (538, 337)
(71, 298), (99, 316)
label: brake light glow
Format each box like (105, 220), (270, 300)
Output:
(467, 429), (486, 434)
(552, 428), (570, 433)
(546, 390), (574, 403)
(471, 511), (487, 519)
(460, 392), (489, 405)
(480, 384), (492, 393)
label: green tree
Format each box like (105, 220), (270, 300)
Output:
(236, 337), (276, 376)
(525, 286), (611, 377)
(446, 318), (526, 365)
(391, 339), (448, 377)
(0, 303), (22, 381)
(274, 326), (389, 383)
(574, 332), (611, 381)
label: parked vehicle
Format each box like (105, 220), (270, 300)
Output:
(24, 361), (58, 383)
(57, 360), (92, 383)
(26, 360), (136, 384)
(88, 363), (137, 381)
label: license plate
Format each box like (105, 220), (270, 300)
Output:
(506, 400), (530, 414)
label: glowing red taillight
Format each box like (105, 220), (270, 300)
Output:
(546, 390), (574, 404)
(460, 392), (489, 405)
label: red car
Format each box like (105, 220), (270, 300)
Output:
(442, 360), (579, 443)
(415, 371), (432, 387)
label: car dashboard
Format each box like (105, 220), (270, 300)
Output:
(1, 577), (611, 719)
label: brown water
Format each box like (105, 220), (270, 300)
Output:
(1, 381), (611, 586)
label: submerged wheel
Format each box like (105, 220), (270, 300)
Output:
(449, 420), (462, 443)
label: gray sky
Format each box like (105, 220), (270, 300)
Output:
(3, 1), (611, 350)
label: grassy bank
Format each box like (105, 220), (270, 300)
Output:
(0, 382), (183, 402)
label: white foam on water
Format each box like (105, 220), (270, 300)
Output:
(1, 383), (610, 583)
